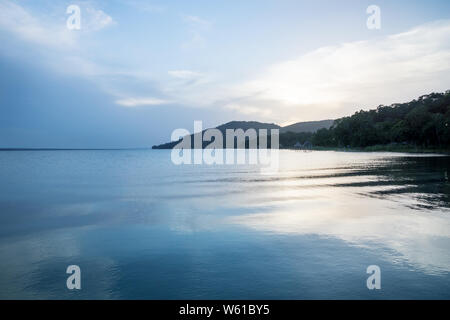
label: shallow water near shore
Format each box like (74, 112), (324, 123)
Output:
(0, 150), (449, 299)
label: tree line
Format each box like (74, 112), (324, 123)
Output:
(281, 91), (450, 149)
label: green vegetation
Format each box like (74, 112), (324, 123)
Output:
(153, 91), (450, 153)
(280, 131), (314, 147)
(281, 91), (450, 151)
(280, 120), (334, 133)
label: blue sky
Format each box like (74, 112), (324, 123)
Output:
(1, 0), (450, 148)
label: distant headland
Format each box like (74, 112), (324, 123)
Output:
(152, 91), (450, 153)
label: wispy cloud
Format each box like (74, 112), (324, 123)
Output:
(2, 0), (449, 123)
(181, 14), (211, 50)
(156, 20), (450, 123)
(168, 70), (203, 80)
(84, 7), (114, 31)
(0, 0), (76, 48)
(167, 69), (206, 87)
(0, 1), (114, 48)
(224, 103), (273, 118)
(0, 1), (127, 101)
(115, 97), (170, 107)
(182, 14), (211, 28)
(220, 20), (450, 122)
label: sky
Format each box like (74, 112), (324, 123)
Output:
(1, 0), (450, 148)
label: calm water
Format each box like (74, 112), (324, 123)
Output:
(0, 150), (449, 299)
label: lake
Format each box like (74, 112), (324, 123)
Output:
(0, 150), (449, 299)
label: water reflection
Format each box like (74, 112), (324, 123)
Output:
(226, 152), (450, 275)
(0, 150), (449, 299)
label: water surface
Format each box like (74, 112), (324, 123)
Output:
(0, 150), (449, 299)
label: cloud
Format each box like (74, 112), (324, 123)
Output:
(0, 1), (128, 100)
(0, 0), (76, 48)
(155, 20), (450, 123)
(84, 7), (114, 31)
(2, 0), (449, 124)
(228, 20), (450, 122)
(182, 15), (211, 28)
(0, 1), (114, 48)
(224, 103), (273, 118)
(181, 14), (211, 50)
(168, 70), (203, 80)
(115, 97), (170, 107)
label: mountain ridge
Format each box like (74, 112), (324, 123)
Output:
(152, 119), (334, 149)
(152, 90), (450, 150)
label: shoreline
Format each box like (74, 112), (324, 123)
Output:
(299, 145), (450, 155)
(1, 146), (449, 155)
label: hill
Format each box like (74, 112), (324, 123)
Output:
(312, 91), (450, 149)
(152, 90), (450, 150)
(217, 121), (280, 132)
(280, 120), (334, 133)
(152, 121), (280, 149)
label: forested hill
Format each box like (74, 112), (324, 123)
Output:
(152, 91), (450, 150)
(280, 120), (334, 133)
(311, 91), (450, 149)
(152, 121), (280, 149)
